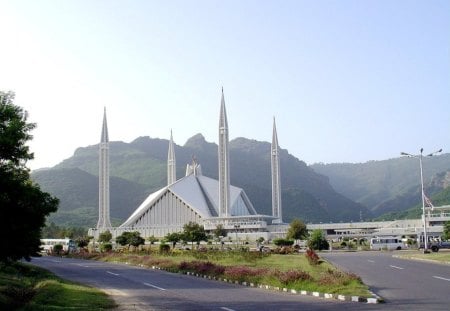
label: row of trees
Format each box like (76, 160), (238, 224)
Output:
(97, 219), (330, 252)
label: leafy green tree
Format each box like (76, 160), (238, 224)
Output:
(0, 91), (59, 263)
(98, 230), (112, 243)
(147, 235), (159, 244)
(307, 229), (329, 251)
(76, 236), (90, 249)
(165, 232), (181, 249)
(213, 224), (227, 239)
(443, 221), (450, 241)
(286, 218), (308, 240)
(116, 231), (145, 247)
(273, 238), (294, 246)
(182, 222), (207, 247)
(53, 244), (63, 255)
(101, 243), (113, 252)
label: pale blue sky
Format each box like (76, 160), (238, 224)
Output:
(1, 1), (449, 170)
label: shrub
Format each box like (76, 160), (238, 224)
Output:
(177, 261), (225, 276)
(274, 269), (312, 284)
(224, 266), (268, 283)
(305, 248), (320, 265)
(307, 230), (329, 250)
(159, 244), (170, 254)
(101, 243), (112, 252)
(318, 269), (362, 286)
(53, 244), (63, 255)
(273, 238), (294, 246)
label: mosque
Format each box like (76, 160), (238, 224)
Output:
(89, 90), (288, 240)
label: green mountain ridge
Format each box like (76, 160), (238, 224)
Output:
(311, 156), (450, 217)
(32, 135), (371, 228)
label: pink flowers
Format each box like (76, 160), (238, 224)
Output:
(305, 248), (320, 265)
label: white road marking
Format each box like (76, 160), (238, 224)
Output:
(367, 260), (375, 263)
(220, 308), (236, 311)
(106, 271), (120, 276)
(50, 259), (61, 263)
(389, 265), (404, 270)
(71, 263), (90, 267)
(143, 282), (166, 291)
(433, 276), (450, 282)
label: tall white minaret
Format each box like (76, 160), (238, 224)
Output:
(271, 117), (282, 223)
(97, 108), (112, 229)
(167, 130), (176, 185)
(218, 88), (230, 217)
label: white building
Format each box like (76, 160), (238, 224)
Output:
(89, 89), (287, 240)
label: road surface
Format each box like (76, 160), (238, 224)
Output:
(30, 256), (382, 311)
(322, 251), (450, 310)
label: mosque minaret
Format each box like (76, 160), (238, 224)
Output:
(167, 129), (176, 185)
(97, 108), (112, 229)
(90, 90), (287, 240)
(218, 88), (231, 217)
(271, 117), (282, 223)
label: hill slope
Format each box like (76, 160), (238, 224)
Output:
(32, 134), (371, 227)
(311, 155), (450, 216)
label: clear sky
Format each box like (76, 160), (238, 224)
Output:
(1, 0), (449, 170)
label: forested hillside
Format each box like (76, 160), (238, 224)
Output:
(311, 155), (450, 217)
(32, 134), (370, 227)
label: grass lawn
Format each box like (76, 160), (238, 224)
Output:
(0, 262), (116, 310)
(75, 248), (371, 297)
(395, 250), (450, 264)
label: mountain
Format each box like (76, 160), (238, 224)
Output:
(311, 155), (450, 217)
(31, 134), (371, 228)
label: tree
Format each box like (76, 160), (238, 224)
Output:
(76, 236), (90, 249)
(0, 91), (59, 263)
(307, 229), (329, 251)
(98, 230), (112, 243)
(165, 232), (181, 249)
(213, 224), (227, 239)
(116, 231), (145, 247)
(443, 221), (450, 241)
(273, 238), (294, 246)
(53, 244), (63, 255)
(182, 222), (207, 247)
(286, 219), (308, 240)
(147, 235), (159, 244)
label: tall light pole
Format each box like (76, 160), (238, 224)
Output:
(401, 148), (442, 253)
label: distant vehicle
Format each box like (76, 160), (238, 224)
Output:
(370, 236), (405, 250)
(40, 238), (76, 253)
(417, 233), (450, 252)
(418, 240), (450, 252)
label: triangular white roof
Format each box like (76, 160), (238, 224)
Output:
(120, 174), (257, 227)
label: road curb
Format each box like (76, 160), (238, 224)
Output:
(148, 265), (383, 304)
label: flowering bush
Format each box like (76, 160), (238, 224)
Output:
(305, 248), (320, 265)
(318, 269), (361, 286)
(178, 261), (225, 276)
(224, 266), (269, 283)
(274, 269), (312, 284)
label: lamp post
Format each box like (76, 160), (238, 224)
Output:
(401, 148), (442, 253)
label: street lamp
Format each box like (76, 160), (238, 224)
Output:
(400, 148), (442, 253)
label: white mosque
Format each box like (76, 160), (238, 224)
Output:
(89, 89), (288, 240)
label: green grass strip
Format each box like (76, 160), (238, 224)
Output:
(0, 262), (116, 311)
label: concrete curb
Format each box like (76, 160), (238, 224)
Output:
(150, 266), (383, 304)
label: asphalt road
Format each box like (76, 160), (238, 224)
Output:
(322, 251), (450, 310)
(30, 256), (384, 311)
